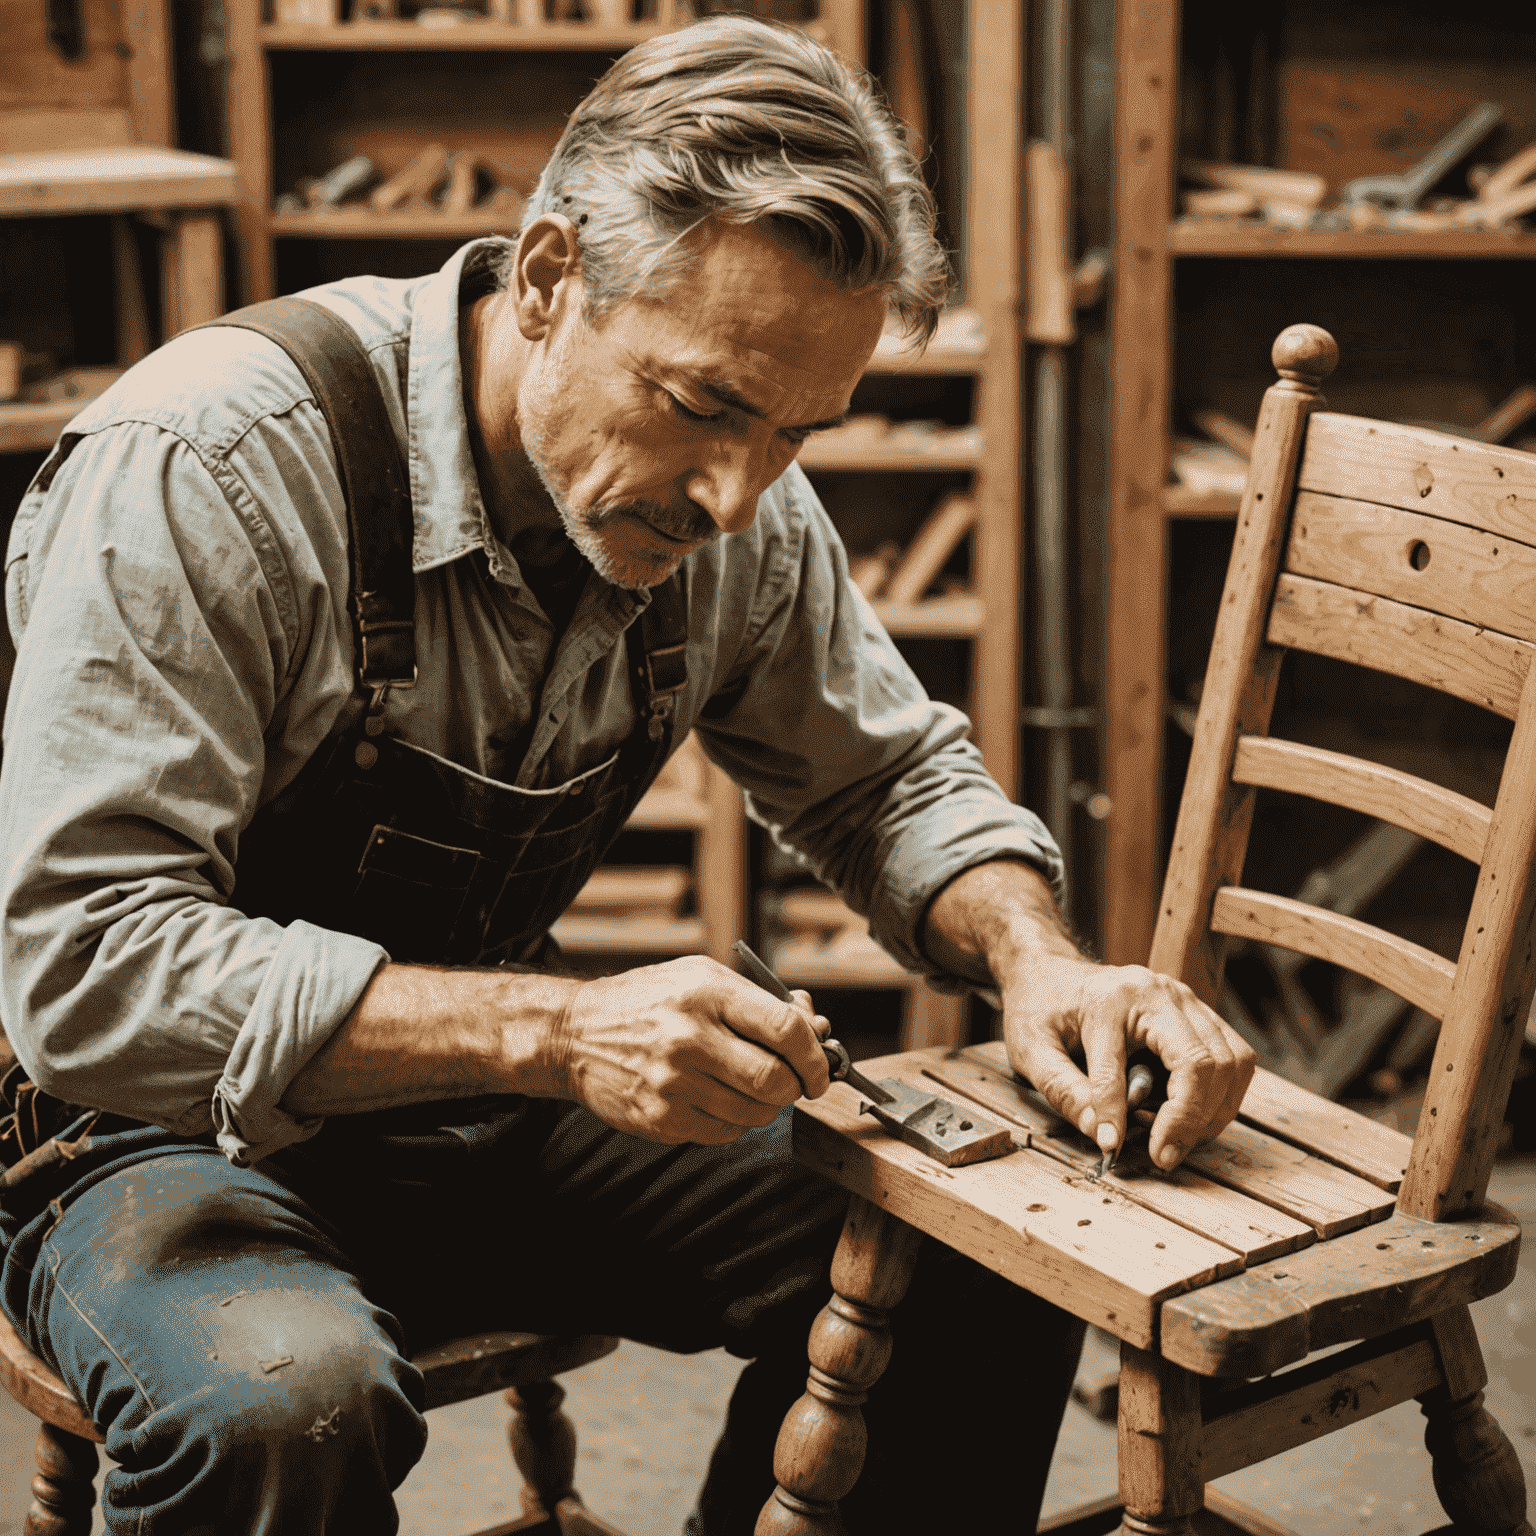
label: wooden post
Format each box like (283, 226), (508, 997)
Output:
(1147, 326), (1336, 1005)
(1104, 0), (1179, 965)
(27, 1422), (98, 1536)
(698, 758), (743, 967)
(224, 0), (274, 303)
(120, 0), (175, 147)
(1399, 639), (1536, 1221)
(966, 0), (1024, 801)
(756, 1198), (924, 1535)
(1117, 1342), (1204, 1536)
(170, 213), (224, 336)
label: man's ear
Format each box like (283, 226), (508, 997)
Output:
(515, 214), (583, 341)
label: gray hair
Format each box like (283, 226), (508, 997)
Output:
(514, 14), (951, 342)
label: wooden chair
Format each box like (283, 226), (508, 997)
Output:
(0, 1307), (628, 1535)
(758, 325), (1534, 1536)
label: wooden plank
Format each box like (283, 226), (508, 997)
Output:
(1179, 1113), (1395, 1239)
(120, 0), (174, 147)
(1401, 641), (1536, 1221)
(1200, 1329), (1442, 1478)
(1238, 1067), (1414, 1194)
(0, 147), (237, 216)
(1158, 1202), (1521, 1377)
(926, 1045), (1315, 1265)
(1232, 736), (1491, 866)
(1104, 0), (1179, 965)
(696, 756), (742, 967)
(0, 108), (133, 154)
(546, 914), (708, 955)
(1297, 414), (1536, 548)
(1286, 492), (1536, 645)
(1210, 888), (1455, 1020)
(793, 1056), (1243, 1351)
(1268, 573), (1534, 721)
(1149, 329), (1336, 1005)
(963, 0), (1022, 795)
(870, 594), (984, 637)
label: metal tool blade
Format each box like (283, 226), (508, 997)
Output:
(859, 1079), (1014, 1167)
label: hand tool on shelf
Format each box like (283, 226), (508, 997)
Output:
(1338, 102), (1503, 210)
(732, 940), (1014, 1167)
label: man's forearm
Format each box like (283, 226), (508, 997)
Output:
(280, 962), (579, 1117)
(922, 858), (1085, 987)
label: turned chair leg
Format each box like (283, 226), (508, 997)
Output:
(1419, 1389), (1533, 1536)
(504, 1380), (624, 1536)
(1116, 1341), (1204, 1536)
(755, 1196), (925, 1536)
(26, 1421), (98, 1536)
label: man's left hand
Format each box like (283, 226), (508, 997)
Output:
(1002, 952), (1255, 1170)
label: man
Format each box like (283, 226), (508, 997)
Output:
(0, 17), (1253, 1533)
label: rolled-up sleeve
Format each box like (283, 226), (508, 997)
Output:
(1, 419), (386, 1164)
(695, 467), (1064, 984)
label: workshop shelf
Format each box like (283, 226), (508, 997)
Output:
(1168, 221), (1536, 259)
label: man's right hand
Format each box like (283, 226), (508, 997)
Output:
(544, 955), (831, 1144)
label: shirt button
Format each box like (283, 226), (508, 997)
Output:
(354, 742), (379, 770)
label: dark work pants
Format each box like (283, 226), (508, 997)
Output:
(6, 1103), (1086, 1534)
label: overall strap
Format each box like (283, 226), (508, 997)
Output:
(627, 569), (690, 753)
(189, 297), (417, 693)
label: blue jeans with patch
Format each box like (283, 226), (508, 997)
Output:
(2, 1103), (1084, 1534)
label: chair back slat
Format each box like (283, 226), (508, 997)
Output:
(1210, 888), (1456, 1019)
(1287, 492), (1536, 643)
(1231, 737), (1492, 865)
(1154, 323), (1536, 1223)
(1297, 412), (1536, 545)
(1268, 574), (1533, 720)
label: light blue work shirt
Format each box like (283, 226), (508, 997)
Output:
(0, 239), (1062, 1165)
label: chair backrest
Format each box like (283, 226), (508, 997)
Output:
(0, 0), (172, 155)
(1151, 324), (1536, 1225)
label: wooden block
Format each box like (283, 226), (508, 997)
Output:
(1182, 160), (1326, 207)
(928, 1045), (1316, 1265)
(1237, 1067), (1414, 1193)
(0, 343), (18, 403)
(1159, 1203), (1521, 1377)
(793, 1068), (1241, 1350)
(1025, 141), (1075, 344)
(568, 865), (690, 917)
(0, 147), (238, 216)
(370, 144), (451, 210)
(275, 0), (338, 19)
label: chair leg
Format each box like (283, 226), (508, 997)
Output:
(1419, 1389), (1533, 1536)
(1116, 1342), (1204, 1536)
(755, 1196), (925, 1535)
(501, 1380), (626, 1536)
(26, 1420), (98, 1536)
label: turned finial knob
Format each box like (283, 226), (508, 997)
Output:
(1271, 324), (1338, 387)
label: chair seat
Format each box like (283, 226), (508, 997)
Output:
(0, 146), (238, 217)
(792, 1042), (1522, 1376)
(0, 1307), (620, 1438)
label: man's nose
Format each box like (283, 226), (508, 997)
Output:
(684, 441), (770, 534)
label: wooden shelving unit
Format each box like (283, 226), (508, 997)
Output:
(225, 1), (1023, 1047)
(1104, 0), (1536, 968)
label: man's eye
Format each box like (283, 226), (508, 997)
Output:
(669, 396), (721, 425)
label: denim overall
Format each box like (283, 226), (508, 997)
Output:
(0, 300), (1084, 1535)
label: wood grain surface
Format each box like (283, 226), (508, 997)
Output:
(1199, 1329), (1442, 1478)
(1210, 887), (1456, 1020)
(1285, 491), (1536, 644)
(1236, 1067), (1414, 1193)
(793, 1054), (1240, 1350)
(1158, 1203), (1521, 1376)
(1268, 573), (1534, 719)
(929, 1044), (1316, 1265)
(1231, 735), (1492, 865)
(1297, 414), (1536, 546)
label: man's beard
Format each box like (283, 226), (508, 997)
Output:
(520, 427), (715, 591)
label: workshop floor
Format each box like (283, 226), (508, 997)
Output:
(1, 1155), (1531, 1535)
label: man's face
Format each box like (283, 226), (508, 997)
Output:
(514, 221), (888, 589)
